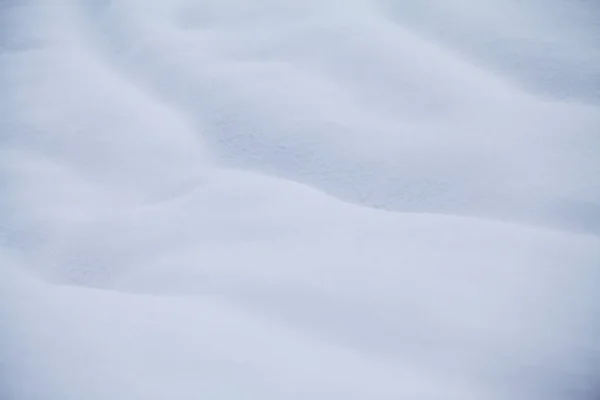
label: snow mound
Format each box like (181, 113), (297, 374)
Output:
(1, 0), (599, 399)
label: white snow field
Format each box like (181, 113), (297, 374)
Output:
(1, 0), (599, 399)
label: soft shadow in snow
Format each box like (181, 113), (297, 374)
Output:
(82, 0), (600, 233)
(1, 0), (599, 399)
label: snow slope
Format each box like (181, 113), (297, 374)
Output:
(1, 0), (599, 399)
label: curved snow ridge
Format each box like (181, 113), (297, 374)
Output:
(74, 0), (600, 233)
(2, 0), (600, 399)
(376, 0), (600, 102)
(1, 1), (209, 200)
(5, 163), (600, 399)
(1, 263), (508, 400)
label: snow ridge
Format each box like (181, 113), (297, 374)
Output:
(1, 0), (599, 399)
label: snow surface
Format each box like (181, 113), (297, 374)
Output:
(1, 0), (599, 399)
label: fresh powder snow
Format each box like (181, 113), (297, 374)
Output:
(1, 1), (599, 399)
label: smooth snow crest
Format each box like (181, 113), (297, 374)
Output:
(1, 0), (599, 399)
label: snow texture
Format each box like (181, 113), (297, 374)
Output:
(1, 0), (599, 399)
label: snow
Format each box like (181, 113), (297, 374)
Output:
(1, 0), (599, 399)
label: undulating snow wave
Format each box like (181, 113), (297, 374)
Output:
(1, 0), (599, 399)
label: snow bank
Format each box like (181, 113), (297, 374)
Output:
(1, 0), (599, 399)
